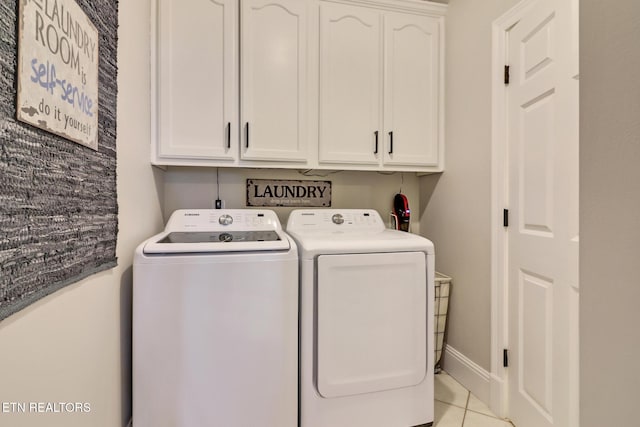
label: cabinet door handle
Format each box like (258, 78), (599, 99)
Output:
(374, 131), (379, 154)
(226, 122), (231, 149)
(245, 122), (250, 148)
(388, 131), (394, 154)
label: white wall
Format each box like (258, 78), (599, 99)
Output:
(163, 167), (420, 232)
(0, 1), (163, 426)
(419, 0), (520, 372)
(580, 1), (640, 425)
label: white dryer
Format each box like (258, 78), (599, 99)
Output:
(287, 209), (435, 427)
(133, 209), (298, 427)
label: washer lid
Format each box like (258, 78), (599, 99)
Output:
(143, 209), (291, 254)
(158, 230), (282, 244)
(143, 233), (291, 254)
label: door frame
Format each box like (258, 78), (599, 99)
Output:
(489, 0), (538, 418)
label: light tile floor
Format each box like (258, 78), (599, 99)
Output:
(434, 372), (515, 427)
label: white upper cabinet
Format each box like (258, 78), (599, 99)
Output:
(318, 2), (382, 165)
(153, 0), (238, 163)
(383, 12), (441, 167)
(151, 0), (445, 171)
(317, 0), (444, 171)
(241, 0), (308, 162)
(153, 0), (308, 166)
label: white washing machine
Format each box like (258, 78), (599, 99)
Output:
(133, 209), (298, 427)
(287, 209), (435, 427)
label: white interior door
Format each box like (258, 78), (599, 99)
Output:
(505, 0), (579, 426)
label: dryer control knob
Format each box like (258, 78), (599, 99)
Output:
(332, 213), (344, 225)
(219, 214), (233, 225)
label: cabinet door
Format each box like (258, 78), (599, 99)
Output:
(155, 0), (238, 161)
(318, 2), (382, 165)
(241, 0), (308, 162)
(383, 13), (440, 167)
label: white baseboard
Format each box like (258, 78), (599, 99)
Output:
(443, 344), (491, 404)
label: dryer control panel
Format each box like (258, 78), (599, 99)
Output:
(287, 209), (385, 233)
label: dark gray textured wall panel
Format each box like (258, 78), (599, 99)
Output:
(0, 0), (118, 320)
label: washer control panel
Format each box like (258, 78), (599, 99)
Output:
(165, 209), (282, 232)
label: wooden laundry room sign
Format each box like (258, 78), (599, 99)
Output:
(16, 0), (99, 150)
(247, 179), (331, 207)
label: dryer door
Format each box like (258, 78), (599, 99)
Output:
(316, 251), (427, 398)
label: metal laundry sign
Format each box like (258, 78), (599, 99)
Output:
(246, 179), (331, 207)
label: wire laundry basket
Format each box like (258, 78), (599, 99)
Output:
(434, 272), (451, 373)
